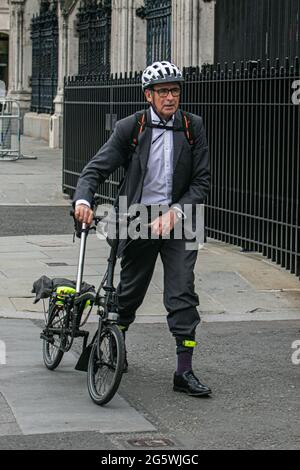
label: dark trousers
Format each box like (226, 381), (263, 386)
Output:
(116, 236), (201, 353)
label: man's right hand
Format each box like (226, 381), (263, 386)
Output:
(74, 204), (94, 225)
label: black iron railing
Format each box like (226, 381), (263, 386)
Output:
(215, 0), (300, 64)
(63, 71), (144, 203)
(77, 0), (112, 76)
(63, 57), (300, 279)
(30, 0), (58, 114)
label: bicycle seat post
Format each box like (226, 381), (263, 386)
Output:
(76, 222), (88, 293)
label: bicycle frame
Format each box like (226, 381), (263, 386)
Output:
(74, 218), (121, 367)
(75, 220), (119, 312)
(75, 222), (88, 293)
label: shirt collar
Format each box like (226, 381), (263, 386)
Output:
(150, 106), (175, 126)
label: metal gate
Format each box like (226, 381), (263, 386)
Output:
(137, 0), (172, 65)
(30, 0), (58, 114)
(77, 0), (112, 76)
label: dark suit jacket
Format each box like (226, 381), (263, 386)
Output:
(73, 107), (210, 255)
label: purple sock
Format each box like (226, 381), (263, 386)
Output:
(176, 352), (193, 375)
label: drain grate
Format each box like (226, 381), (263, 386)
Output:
(45, 262), (68, 267)
(127, 437), (175, 448)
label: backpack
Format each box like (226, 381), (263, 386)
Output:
(130, 109), (195, 151)
(118, 109), (195, 193)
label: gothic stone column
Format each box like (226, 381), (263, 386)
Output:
(172, 0), (215, 68)
(8, 0), (31, 129)
(50, 0), (69, 148)
(111, 0), (146, 75)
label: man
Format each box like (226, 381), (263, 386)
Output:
(74, 61), (211, 396)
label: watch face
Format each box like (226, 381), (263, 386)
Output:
(175, 210), (182, 219)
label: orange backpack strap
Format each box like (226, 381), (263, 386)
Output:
(181, 111), (195, 146)
(132, 111), (147, 147)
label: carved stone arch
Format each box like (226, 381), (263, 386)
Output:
(60, 0), (78, 16)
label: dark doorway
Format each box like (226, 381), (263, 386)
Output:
(0, 33), (9, 91)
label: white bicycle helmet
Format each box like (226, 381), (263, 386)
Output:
(142, 61), (184, 90)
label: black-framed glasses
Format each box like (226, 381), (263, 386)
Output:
(153, 87), (181, 98)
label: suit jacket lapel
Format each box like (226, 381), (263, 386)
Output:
(173, 109), (185, 171)
(138, 108), (152, 172)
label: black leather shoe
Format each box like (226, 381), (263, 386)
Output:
(173, 370), (212, 396)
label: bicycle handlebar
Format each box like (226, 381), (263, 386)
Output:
(71, 206), (143, 239)
(70, 207), (107, 238)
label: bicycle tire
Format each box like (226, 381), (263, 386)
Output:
(87, 323), (125, 405)
(42, 304), (69, 370)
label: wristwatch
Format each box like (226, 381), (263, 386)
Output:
(171, 205), (186, 220)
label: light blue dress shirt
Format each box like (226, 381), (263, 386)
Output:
(140, 107), (174, 206)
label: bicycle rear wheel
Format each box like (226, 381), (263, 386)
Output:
(42, 303), (70, 370)
(87, 323), (125, 405)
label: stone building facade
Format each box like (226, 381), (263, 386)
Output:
(7, 0), (215, 148)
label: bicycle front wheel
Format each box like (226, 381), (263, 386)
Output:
(87, 323), (125, 406)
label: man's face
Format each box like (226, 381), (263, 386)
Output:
(144, 82), (181, 120)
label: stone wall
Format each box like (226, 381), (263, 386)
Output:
(111, 0), (147, 75)
(67, 1), (79, 77)
(172, 0), (215, 68)
(8, 0), (40, 133)
(0, 0), (9, 32)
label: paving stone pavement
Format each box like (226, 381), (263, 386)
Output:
(0, 135), (299, 450)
